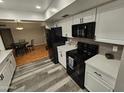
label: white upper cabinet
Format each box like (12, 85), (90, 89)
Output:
(60, 17), (73, 37)
(73, 13), (83, 25)
(52, 8), (96, 38)
(95, 0), (124, 45)
(72, 8), (96, 25)
(65, 17), (73, 37)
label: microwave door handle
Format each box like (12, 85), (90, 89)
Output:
(77, 29), (79, 36)
(81, 29), (85, 37)
(78, 30), (80, 36)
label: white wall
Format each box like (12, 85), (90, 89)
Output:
(0, 35), (5, 50)
(5, 22), (46, 46)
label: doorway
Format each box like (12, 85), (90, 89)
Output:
(0, 22), (49, 66)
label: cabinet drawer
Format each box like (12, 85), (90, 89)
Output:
(86, 65), (115, 89)
(85, 72), (113, 92)
(0, 55), (10, 71)
(0, 63), (11, 92)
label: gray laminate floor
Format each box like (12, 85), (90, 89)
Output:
(9, 59), (87, 92)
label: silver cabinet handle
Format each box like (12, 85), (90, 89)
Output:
(80, 18), (81, 23)
(80, 18), (83, 23)
(0, 74), (4, 80)
(82, 18), (84, 23)
(66, 34), (68, 37)
(60, 53), (63, 57)
(6, 58), (9, 62)
(94, 72), (102, 77)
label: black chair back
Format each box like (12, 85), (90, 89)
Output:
(31, 39), (34, 46)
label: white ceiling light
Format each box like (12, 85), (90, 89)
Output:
(15, 19), (21, 22)
(36, 5), (41, 9)
(16, 27), (24, 31)
(0, 0), (4, 3)
(51, 8), (58, 12)
(15, 20), (24, 31)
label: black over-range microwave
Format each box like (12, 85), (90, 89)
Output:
(72, 22), (96, 39)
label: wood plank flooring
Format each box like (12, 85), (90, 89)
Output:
(9, 59), (87, 92)
(15, 45), (49, 66)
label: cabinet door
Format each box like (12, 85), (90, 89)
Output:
(9, 54), (16, 74)
(73, 13), (83, 25)
(83, 9), (96, 23)
(73, 8), (96, 25)
(66, 17), (73, 37)
(58, 50), (63, 64)
(58, 50), (66, 68)
(83, 15), (96, 23)
(62, 51), (66, 68)
(85, 72), (113, 92)
(95, 0), (124, 45)
(61, 19), (67, 37)
(0, 63), (11, 92)
(61, 17), (73, 37)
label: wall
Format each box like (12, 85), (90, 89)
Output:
(69, 38), (123, 60)
(0, 35), (5, 50)
(4, 22), (47, 46)
(48, 0), (124, 60)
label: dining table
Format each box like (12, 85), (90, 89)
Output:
(12, 42), (29, 56)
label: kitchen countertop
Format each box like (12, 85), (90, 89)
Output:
(0, 50), (12, 64)
(57, 44), (77, 51)
(85, 54), (121, 79)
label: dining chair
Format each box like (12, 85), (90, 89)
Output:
(27, 39), (34, 51)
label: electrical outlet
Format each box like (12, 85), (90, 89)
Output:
(113, 46), (118, 52)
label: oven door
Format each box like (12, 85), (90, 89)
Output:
(67, 56), (85, 88)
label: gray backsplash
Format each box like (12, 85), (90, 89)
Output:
(68, 38), (123, 60)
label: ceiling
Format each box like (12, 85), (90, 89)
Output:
(0, 0), (54, 13)
(0, 0), (117, 21)
(47, 0), (116, 22)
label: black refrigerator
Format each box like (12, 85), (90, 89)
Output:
(46, 27), (67, 64)
(0, 28), (14, 49)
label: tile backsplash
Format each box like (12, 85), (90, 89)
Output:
(68, 38), (123, 60)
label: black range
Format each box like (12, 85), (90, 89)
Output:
(66, 42), (99, 89)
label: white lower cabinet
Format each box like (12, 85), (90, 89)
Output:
(85, 65), (114, 92)
(0, 51), (16, 92)
(85, 72), (113, 92)
(57, 45), (76, 68)
(58, 50), (66, 68)
(0, 63), (11, 92)
(9, 53), (16, 75)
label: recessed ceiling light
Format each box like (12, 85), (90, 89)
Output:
(51, 8), (58, 12)
(36, 5), (41, 9)
(0, 0), (4, 3)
